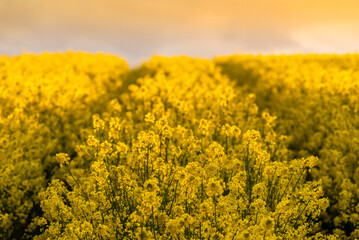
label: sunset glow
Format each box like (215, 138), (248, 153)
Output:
(1, 0), (358, 63)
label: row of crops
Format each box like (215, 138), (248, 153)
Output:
(1, 52), (358, 239)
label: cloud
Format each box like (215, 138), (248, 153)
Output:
(291, 23), (359, 53)
(1, 0), (359, 64)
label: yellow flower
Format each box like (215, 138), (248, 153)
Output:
(261, 216), (274, 231)
(115, 142), (128, 155)
(56, 153), (70, 167)
(231, 126), (241, 138)
(166, 218), (184, 236)
(210, 232), (224, 240)
(144, 112), (155, 123)
(93, 114), (105, 133)
(144, 178), (160, 193)
(206, 178), (223, 197)
(199, 119), (211, 136)
(87, 135), (99, 147)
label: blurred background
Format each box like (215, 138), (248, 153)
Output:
(0, 0), (358, 65)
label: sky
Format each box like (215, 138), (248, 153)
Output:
(1, 0), (359, 65)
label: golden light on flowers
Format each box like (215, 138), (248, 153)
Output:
(206, 178), (224, 197)
(144, 112), (155, 124)
(93, 114), (105, 133)
(56, 153), (70, 167)
(262, 216), (274, 230)
(1, 52), (359, 239)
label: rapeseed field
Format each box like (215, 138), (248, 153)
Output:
(1, 52), (358, 239)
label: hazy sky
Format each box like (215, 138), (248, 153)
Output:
(1, 0), (359, 64)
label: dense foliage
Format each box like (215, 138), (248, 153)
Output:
(1, 52), (358, 239)
(0, 52), (128, 239)
(215, 54), (359, 239)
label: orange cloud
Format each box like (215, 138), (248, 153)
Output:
(1, 0), (358, 63)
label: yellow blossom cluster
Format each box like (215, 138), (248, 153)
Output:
(34, 56), (331, 239)
(3, 53), (356, 239)
(0, 52), (128, 239)
(215, 54), (359, 239)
